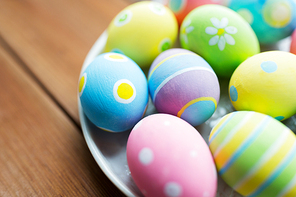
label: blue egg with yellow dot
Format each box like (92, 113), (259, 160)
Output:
(78, 52), (148, 132)
(228, 0), (296, 44)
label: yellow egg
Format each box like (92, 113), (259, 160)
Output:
(229, 51), (296, 121)
(105, 1), (178, 68)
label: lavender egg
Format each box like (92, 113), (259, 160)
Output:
(148, 48), (220, 126)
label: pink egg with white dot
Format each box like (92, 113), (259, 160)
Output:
(126, 114), (217, 197)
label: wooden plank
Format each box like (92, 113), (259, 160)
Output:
(0, 0), (130, 124)
(0, 43), (124, 196)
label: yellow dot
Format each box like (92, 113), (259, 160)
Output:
(109, 54), (124, 60)
(217, 28), (225, 36)
(117, 83), (133, 100)
(79, 76), (85, 93)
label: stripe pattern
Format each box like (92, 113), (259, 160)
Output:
(209, 111), (296, 197)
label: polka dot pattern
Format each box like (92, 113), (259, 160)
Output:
(229, 85), (238, 102)
(78, 73), (87, 97)
(261, 61), (278, 73)
(104, 53), (128, 62)
(127, 114), (217, 196)
(113, 79), (136, 104)
(159, 38), (172, 52)
(114, 10), (133, 27)
(149, 2), (166, 15)
(139, 147), (154, 165)
(164, 121), (171, 126)
(275, 116), (285, 121)
(164, 182), (182, 197)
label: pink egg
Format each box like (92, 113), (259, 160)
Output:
(155, 0), (227, 25)
(126, 114), (217, 197)
(290, 29), (296, 54)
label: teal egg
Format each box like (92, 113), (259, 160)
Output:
(228, 0), (296, 44)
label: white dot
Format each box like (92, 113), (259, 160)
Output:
(190, 150), (197, 158)
(203, 191), (210, 197)
(164, 182), (182, 197)
(164, 121), (171, 126)
(139, 148), (154, 165)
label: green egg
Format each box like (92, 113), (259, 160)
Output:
(180, 5), (260, 78)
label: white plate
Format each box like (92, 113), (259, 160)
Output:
(78, 31), (294, 197)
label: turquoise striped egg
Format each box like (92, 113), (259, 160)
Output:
(148, 48), (220, 126)
(78, 52), (148, 132)
(209, 111), (296, 197)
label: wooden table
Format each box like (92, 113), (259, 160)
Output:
(0, 0), (133, 196)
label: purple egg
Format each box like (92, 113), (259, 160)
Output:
(148, 48), (220, 126)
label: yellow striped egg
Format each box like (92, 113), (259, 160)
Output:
(209, 111), (296, 197)
(229, 51), (296, 121)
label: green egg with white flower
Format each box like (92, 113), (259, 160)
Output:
(180, 4), (260, 78)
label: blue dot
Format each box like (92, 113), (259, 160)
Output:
(111, 48), (124, 54)
(261, 61), (277, 73)
(230, 86), (238, 102)
(275, 116), (284, 121)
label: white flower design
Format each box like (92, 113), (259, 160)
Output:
(205, 17), (237, 51)
(181, 19), (194, 46)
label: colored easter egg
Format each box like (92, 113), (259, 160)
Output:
(180, 4), (260, 78)
(105, 1), (178, 68)
(228, 0), (296, 44)
(78, 52), (148, 132)
(153, 0), (228, 25)
(148, 48), (220, 126)
(209, 111), (296, 197)
(229, 51), (296, 121)
(290, 29), (296, 54)
(127, 113), (217, 197)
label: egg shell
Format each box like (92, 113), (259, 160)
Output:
(229, 51), (296, 121)
(127, 113), (217, 197)
(148, 48), (220, 126)
(104, 1), (178, 68)
(228, 0), (296, 44)
(290, 29), (296, 54)
(180, 4), (260, 78)
(154, 0), (227, 25)
(209, 111), (296, 197)
(78, 52), (148, 132)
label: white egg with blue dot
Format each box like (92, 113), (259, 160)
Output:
(78, 52), (149, 132)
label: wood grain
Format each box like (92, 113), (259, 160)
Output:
(0, 43), (124, 196)
(0, 0), (130, 124)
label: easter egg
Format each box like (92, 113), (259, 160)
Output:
(78, 52), (148, 132)
(229, 51), (296, 121)
(180, 4), (260, 78)
(228, 0), (296, 44)
(127, 113), (217, 197)
(148, 48), (220, 126)
(290, 29), (296, 54)
(104, 1), (178, 68)
(153, 0), (228, 25)
(209, 111), (296, 197)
